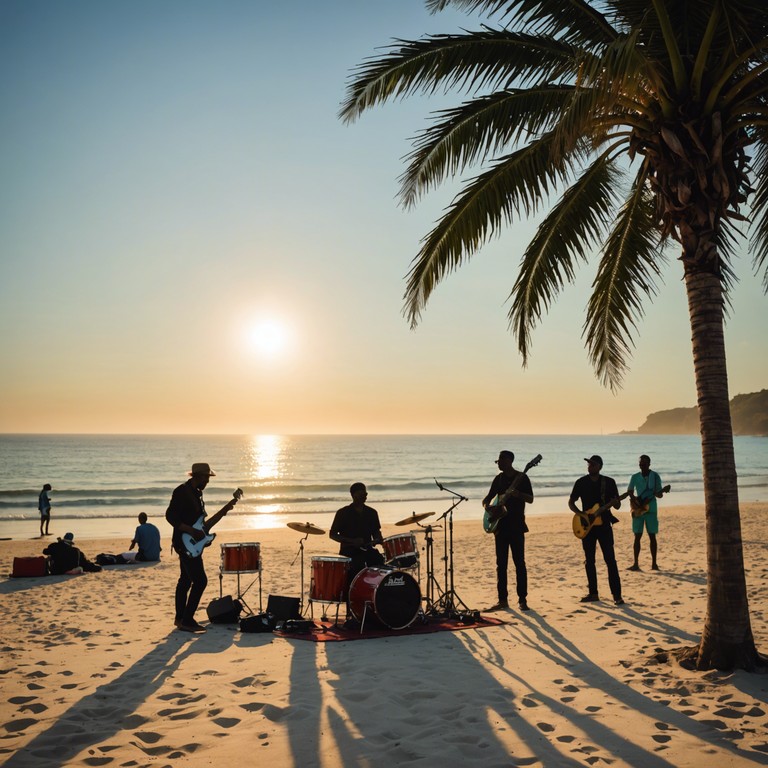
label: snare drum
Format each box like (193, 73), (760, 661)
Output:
(220, 542), (261, 574)
(382, 532), (419, 570)
(348, 567), (421, 630)
(310, 556), (350, 603)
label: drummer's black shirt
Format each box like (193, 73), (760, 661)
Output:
(330, 503), (381, 557)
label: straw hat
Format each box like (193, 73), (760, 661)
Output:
(189, 463), (216, 477)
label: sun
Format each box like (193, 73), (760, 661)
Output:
(247, 318), (292, 359)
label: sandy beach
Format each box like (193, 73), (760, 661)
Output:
(1, 503), (766, 767)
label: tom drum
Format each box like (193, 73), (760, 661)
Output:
(310, 556), (351, 603)
(382, 532), (419, 570)
(220, 542), (261, 574)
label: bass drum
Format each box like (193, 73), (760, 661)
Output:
(348, 567), (421, 630)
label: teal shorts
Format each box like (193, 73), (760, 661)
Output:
(632, 510), (658, 535)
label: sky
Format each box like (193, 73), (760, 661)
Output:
(0, 0), (765, 436)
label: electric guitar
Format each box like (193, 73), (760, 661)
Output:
(572, 492), (630, 539)
(181, 488), (243, 558)
(630, 484), (671, 517)
(483, 454), (542, 533)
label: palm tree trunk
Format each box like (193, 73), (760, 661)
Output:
(683, 268), (759, 670)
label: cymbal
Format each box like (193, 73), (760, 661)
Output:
(287, 521), (326, 535)
(394, 511), (435, 527)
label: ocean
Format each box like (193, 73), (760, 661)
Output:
(1, 434), (766, 539)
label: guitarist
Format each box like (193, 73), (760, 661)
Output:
(482, 451), (534, 612)
(568, 455), (624, 606)
(627, 454), (664, 572)
(166, 462), (238, 633)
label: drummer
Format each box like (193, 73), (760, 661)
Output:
(329, 482), (385, 587)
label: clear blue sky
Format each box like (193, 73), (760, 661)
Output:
(1, 0), (765, 435)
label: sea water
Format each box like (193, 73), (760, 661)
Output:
(0, 434), (766, 538)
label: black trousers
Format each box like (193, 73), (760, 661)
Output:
(582, 523), (622, 598)
(494, 530), (527, 602)
(346, 547), (385, 593)
(175, 553), (208, 624)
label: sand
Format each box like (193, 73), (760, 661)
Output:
(1, 503), (767, 767)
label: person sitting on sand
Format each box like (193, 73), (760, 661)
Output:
(38, 483), (52, 537)
(43, 532), (102, 575)
(129, 512), (162, 562)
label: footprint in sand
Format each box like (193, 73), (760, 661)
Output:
(212, 717), (240, 728)
(20, 703), (47, 714)
(4, 718), (38, 733)
(8, 696), (37, 705)
(537, 722), (555, 732)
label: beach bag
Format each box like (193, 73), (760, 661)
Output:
(11, 556), (49, 577)
(206, 595), (243, 624)
(239, 613), (276, 633)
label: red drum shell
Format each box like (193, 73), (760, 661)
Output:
(348, 567), (421, 630)
(221, 542), (261, 574)
(310, 556), (350, 602)
(382, 533), (418, 562)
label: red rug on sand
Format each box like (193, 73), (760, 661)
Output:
(274, 614), (505, 642)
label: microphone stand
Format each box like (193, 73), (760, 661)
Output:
(430, 479), (471, 617)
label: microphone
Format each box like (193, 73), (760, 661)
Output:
(434, 478), (444, 491)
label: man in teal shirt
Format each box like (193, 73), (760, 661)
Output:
(627, 455), (663, 571)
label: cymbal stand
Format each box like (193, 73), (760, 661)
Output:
(419, 522), (444, 612)
(290, 532), (309, 615)
(429, 480), (471, 617)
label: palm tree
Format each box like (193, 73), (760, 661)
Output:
(340, 0), (768, 670)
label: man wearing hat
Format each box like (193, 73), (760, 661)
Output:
(166, 463), (239, 633)
(568, 455), (624, 605)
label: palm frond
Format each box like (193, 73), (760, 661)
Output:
(403, 131), (574, 326)
(748, 127), (768, 290)
(509, 152), (622, 364)
(399, 85), (575, 207)
(339, 30), (578, 123)
(583, 167), (665, 389)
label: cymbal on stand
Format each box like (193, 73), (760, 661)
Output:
(287, 521), (326, 535)
(394, 511), (435, 527)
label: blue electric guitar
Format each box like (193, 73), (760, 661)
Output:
(182, 488), (243, 558)
(483, 455), (542, 533)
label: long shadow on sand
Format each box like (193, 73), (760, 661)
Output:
(2, 630), (236, 767)
(281, 609), (768, 767)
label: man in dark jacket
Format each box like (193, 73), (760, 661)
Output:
(44, 532), (101, 574)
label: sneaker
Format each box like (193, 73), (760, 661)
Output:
(486, 601), (510, 611)
(627, 564), (640, 571)
(518, 600), (530, 611)
(580, 593), (599, 603)
(177, 621), (206, 633)
(614, 597), (625, 606)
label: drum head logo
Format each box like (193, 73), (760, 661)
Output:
(384, 574), (406, 587)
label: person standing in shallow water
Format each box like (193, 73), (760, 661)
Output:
(38, 483), (51, 537)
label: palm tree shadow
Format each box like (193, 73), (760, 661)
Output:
(494, 610), (768, 765)
(4, 630), (236, 767)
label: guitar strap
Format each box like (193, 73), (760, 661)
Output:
(600, 477), (606, 504)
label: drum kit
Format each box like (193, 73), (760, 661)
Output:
(280, 479), (472, 632)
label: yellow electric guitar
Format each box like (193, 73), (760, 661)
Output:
(630, 484), (671, 518)
(572, 492), (629, 539)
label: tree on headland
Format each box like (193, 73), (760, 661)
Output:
(340, 0), (768, 669)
